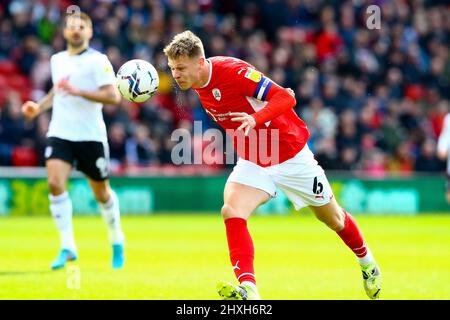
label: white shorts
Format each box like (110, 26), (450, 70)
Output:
(227, 144), (333, 210)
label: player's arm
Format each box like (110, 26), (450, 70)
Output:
(230, 67), (296, 135)
(250, 85), (296, 125)
(437, 116), (450, 160)
(21, 88), (55, 120)
(57, 54), (120, 105)
(82, 84), (122, 105)
(57, 80), (121, 105)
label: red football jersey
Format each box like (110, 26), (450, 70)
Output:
(193, 56), (309, 166)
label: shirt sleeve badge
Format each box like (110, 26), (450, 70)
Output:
(244, 68), (262, 83)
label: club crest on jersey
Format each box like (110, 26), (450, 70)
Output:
(212, 88), (221, 101)
(244, 68), (262, 83)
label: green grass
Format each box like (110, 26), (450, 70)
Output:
(0, 213), (449, 299)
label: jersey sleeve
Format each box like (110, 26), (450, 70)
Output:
(93, 54), (116, 88)
(234, 66), (278, 101)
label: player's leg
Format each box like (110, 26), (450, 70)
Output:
(310, 196), (371, 261)
(271, 145), (381, 299)
(88, 178), (125, 268)
(45, 138), (78, 270)
(217, 182), (271, 300)
(217, 158), (276, 300)
(309, 196), (381, 299)
(76, 141), (125, 269)
(88, 178), (124, 246)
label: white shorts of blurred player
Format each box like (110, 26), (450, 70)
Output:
(227, 144), (333, 210)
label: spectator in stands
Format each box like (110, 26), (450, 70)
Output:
(0, 0), (448, 175)
(125, 124), (158, 166)
(301, 97), (337, 152)
(108, 122), (128, 172)
(415, 138), (445, 172)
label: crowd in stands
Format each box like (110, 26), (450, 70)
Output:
(0, 0), (449, 176)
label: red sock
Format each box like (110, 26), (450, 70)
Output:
(224, 217), (256, 284)
(336, 211), (368, 258)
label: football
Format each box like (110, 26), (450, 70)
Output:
(116, 59), (159, 103)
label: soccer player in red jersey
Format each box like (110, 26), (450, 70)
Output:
(164, 31), (381, 300)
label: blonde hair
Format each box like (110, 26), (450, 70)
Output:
(64, 11), (93, 29)
(163, 30), (205, 59)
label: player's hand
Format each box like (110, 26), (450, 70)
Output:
(56, 78), (81, 96)
(230, 112), (256, 136)
(286, 87), (295, 97)
(21, 101), (40, 119)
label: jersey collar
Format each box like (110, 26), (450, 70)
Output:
(67, 47), (89, 56)
(76, 47), (89, 55)
(199, 58), (212, 88)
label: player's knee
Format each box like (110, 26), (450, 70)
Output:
(326, 207), (346, 231)
(333, 208), (346, 231)
(221, 204), (237, 219)
(324, 220), (344, 232)
(47, 178), (65, 195)
(315, 208), (346, 231)
(94, 189), (110, 203)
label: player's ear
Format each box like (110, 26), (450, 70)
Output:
(198, 56), (206, 66)
(62, 26), (69, 40)
(86, 26), (93, 40)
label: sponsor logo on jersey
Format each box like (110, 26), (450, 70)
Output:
(244, 68), (262, 83)
(212, 88), (221, 101)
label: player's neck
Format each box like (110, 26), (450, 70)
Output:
(196, 59), (211, 88)
(67, 44), (89, 56)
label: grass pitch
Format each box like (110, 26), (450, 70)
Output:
(0, 213), (449, 299)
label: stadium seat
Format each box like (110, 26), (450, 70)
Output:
(0, 89), (7, 107)
(0, 74), (8, 103)
(8, 74), (30, 91)
(0, 74), (8, 86)
(405, 84), (425, 102)
(11, 146), (38, 166)
(19, 88), (31, 102)
(0, 60), (18, 75)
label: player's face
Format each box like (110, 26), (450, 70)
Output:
(63, 17), (92, 48)
(168, 55), (203, 90)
